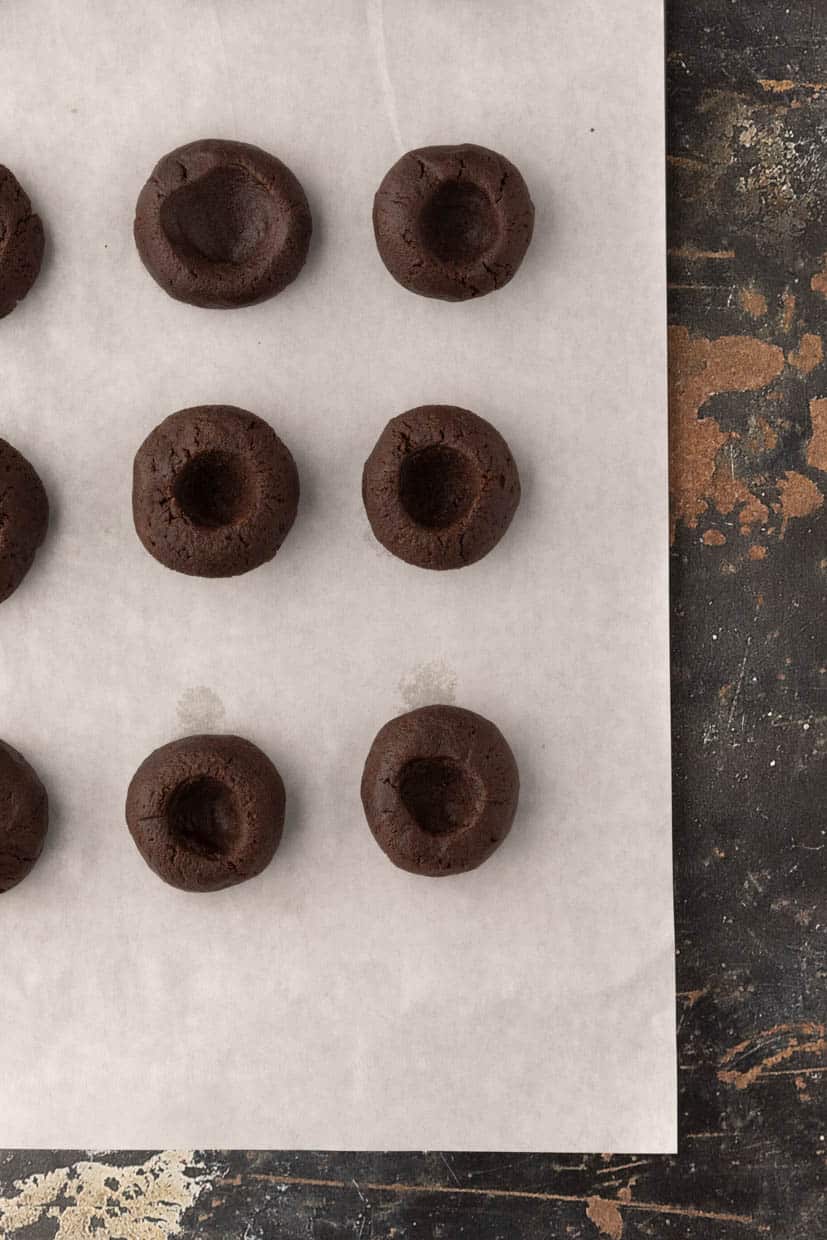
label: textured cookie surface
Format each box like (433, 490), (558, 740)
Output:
(126, 733), (285, 892)
(133, 404), (299, 577)
(0, 739), (49, 893)
(362, 404), (520, 569)
(361, 704), (519, 876)
(373, 143), (534, 301)
(0, 165), (44, 318)
(0, 437), (49, 604)
(134, 138), (312, 308)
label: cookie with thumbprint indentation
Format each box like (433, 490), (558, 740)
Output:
(134, 138), (312, 308)
(0, 166), (45, 318)
(362, 404), (520, 570)
(0, 739), (49, 893)
(132, 404), (299, 578)
(0, 437), (49, 604)
(373, 143), (534, 301)
(125, 733), (285, 892)
(360, 704), (520, 876)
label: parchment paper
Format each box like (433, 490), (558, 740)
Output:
(0, 0), (674, 1151)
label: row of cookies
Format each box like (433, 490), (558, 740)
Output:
(0, 402), (520, 600)
(0, 140), (534, 317)
(1, 703), (519, 894)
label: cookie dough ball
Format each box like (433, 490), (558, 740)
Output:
(0, 438), (49, 604)
(126, 733), (285, 892)
(361, 705), (519, 876)
(0, 740), (49, 893)
(132, 404), (299, 578)
(0, 166), (45, 318)
(134, 139), (312, 308)
(372, 143), (534, 301)
(362, 404), (520, 570)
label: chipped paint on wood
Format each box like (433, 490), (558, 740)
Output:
(669, 327), (784, 536)
(788, 333), (824, 373)
(774, 472), (824, 535)
(586, 1196), (624, 1239)
(0, 1151), (207, 1239)
(739, 287), (768, 318)
(808, 398), (827, 470)
(718, 1023), (827, 1089)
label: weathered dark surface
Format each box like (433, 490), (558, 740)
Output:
(2, 2), (826, 1236)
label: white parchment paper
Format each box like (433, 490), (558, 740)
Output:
(0, 0), (674, 1150)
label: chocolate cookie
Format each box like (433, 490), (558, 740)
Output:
(361, 704), (519, 876)
(133, 404), (299, 578)
(362, 404), (520, 570)
(134, 139), (312, 308)
(0, 166), (45, 319)
(126, 733), (285, 892)
(0, 438), (49, 604)
(372, 143), (534, 301)
(0, 740), (49, 893)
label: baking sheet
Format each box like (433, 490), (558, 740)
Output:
(0, 0), (674, 1150)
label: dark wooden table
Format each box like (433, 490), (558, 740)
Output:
(2, 3), (825, 1235)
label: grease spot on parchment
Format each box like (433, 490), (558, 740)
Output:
(0, 1151), (207, 1239)
(177, 686), (226, 731)
(399, 659), (457, 708)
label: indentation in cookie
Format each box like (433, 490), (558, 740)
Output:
(399, 757), (482, 835)
(419, 181), (496, 263)
(398, 444), (478, 529)
(167, 776), (240, 857)
(173, 450), (253, 528)
(160, 166), (277, 265)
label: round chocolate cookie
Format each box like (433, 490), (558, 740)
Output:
(362, 404), (520, 570)
(0, 438), (49, 605)
(0, 166), (45, 319)
(361, 704), (519, 877)
(0, 739), (49, 893)
(134, 139), (312, 308)
(372, 143), (534, 301)
(126, 733), (285, 892)
(133, 404), (299, 578)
